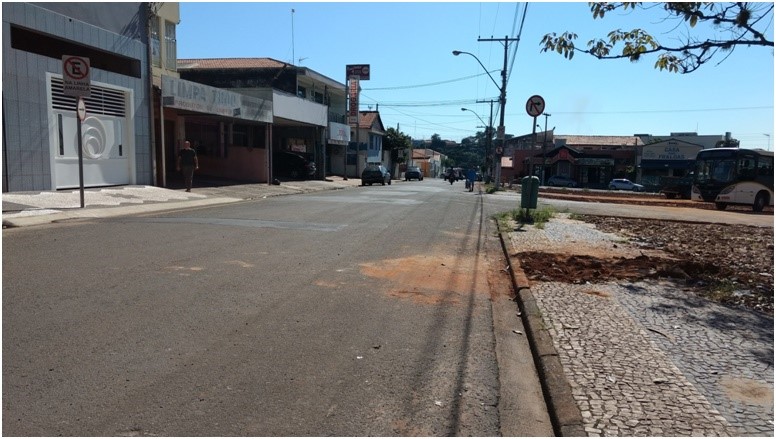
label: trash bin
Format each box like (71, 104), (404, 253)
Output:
(521, 176), (539, 209)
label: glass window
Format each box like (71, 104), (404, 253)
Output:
(233, 124), (249, 147)
(164, 21), (177, 71)
(150, 17), (161, 67)
(297, 86), (306, 99)
(185, 121), (220, 157)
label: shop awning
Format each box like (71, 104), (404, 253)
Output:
(639, 159), (695, 170)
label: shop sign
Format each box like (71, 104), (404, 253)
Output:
(346, 64), (370, 80)
(642, 143), (701, 161)
(162, 75), (272, 123)
(328, 121), (350, 145)
(577, 158), (614, 166)
(348, 77), (360, 124)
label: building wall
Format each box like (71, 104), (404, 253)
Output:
(2, 2), (151, 191)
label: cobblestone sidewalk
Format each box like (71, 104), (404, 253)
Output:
(509, 214), (774, 437)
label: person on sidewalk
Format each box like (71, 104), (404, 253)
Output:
(176, 140), (199, 192)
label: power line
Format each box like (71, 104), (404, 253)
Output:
(548, 106), (772, 115)
(361, 71), (500, 91)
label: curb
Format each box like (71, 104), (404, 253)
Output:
(2, 197), (242, 228)
(497, 230), (586, 437)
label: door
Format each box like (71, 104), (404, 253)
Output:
(49, 76), (132, 189)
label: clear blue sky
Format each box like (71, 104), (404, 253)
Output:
(177, 2), (775, 150)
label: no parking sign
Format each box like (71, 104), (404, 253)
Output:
(62, 55), (91, 97)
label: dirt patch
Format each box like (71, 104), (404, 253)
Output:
(360, 254), (487, 305)
(510, 209), (773, 314)
(577, 215), (774, 315)
(720, 377), (774, 407)
(517, 252), (720, 286)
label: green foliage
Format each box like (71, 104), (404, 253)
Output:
(431, 132), (486, 170)
(384, 127), (411, 152)
(495, 206), (556, 230)
(541, 2), (773, 74)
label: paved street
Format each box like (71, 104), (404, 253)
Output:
(2, 179), (551, 436)
(506, 205), (774, 437)
(4, 181), (774, 436)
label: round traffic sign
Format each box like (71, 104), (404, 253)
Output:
(63, 56), (90, 80)
(77, 98), (86, 121)
(526, 95), (545, 117)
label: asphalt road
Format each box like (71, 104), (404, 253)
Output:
(2, 180), (540, 436)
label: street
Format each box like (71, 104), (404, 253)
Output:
(2, 180), (537, 436)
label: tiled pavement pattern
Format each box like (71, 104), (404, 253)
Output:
(510, 215), (774, 436)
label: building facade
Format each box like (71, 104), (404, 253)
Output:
(509, 134), (643, 188)
(177, 58), (347, 182)
(2, 2), (153, 192)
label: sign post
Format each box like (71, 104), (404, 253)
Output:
(62, 55), (91, 207)
(345, 64), (370, 180)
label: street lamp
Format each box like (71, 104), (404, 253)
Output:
(764, 133), (771, 151)
(462, 107), (493, 180)
(453, 48), (508, 187)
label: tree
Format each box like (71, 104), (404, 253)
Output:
(430, 134), (446, 151)
(383, 127), (412, 164)
(541, 2), (774, 73)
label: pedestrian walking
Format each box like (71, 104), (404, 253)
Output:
(176, 140), (198, 192)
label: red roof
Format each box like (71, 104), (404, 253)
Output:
(177, 58), (290, 70)
(358, 111), (378, 129)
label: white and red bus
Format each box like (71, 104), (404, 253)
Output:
(692, 148), (774, 212)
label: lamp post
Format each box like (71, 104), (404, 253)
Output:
(461, 107), (492, 179)
(453, 46), (508, 188)
(764, 133), (771, 151)
(541, 113), (551, 185)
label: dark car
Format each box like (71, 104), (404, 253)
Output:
(547, 175), (578, 187)
(274, 150), (316, 180)
(361, 164), (391, 186)
(405, 166), (423, 181)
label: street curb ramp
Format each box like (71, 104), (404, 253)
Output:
(497, 231), (586, 437)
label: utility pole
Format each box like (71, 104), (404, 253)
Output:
(476, 99), (495, 182)
(477, 36), (518, 188)
(541, 113), (551, 186)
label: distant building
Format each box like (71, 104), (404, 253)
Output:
(509, 134), (643, 188)
(349, 110), (386, 178)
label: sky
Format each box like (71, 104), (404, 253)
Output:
(177, 2), (775, 150)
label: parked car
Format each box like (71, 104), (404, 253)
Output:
(659, 173), (694, 199)
(547, 175), (578, 187)
(608, 178), (644, 192)
(274, 150), (316, 180)
(405, 166), (423, 181)
(361, 164), (391, 186)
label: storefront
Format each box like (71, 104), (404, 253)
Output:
(159, 75), (272, 185)
(638, 139), (703, 187)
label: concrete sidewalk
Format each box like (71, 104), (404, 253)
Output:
(2, 176), (363, 228)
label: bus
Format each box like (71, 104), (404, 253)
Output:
(692, 148), (774, 212)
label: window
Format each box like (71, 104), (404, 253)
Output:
(185, 121), (219, 157)
(164, 21), (177, 71)
(297, 86), (307, 99)
(757, 156), (774, 178)
(150, 17), (161, 67)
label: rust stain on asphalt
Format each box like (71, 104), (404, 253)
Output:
(359, 253), (486, 305)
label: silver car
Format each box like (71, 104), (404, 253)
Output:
(608, 178), (644, 192)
